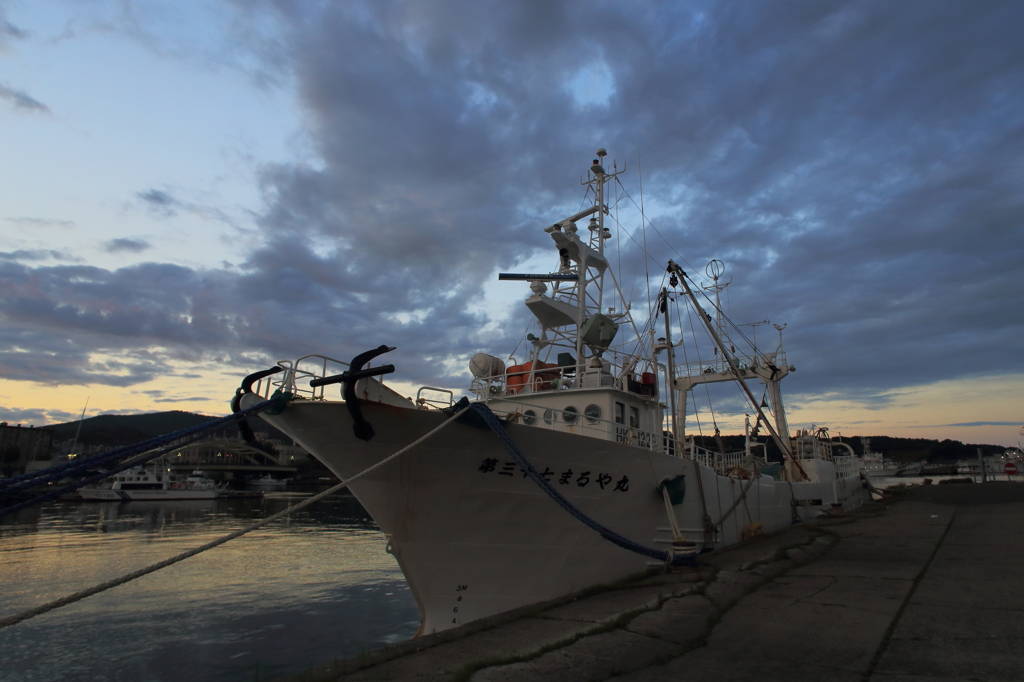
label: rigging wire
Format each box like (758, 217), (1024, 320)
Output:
(602, 208), (649, 305)
(514, 163), (773, 451)
(636, 150), (653, 321)
(681, 293), (723, 444)
(624, 269), (670, 370)
(614, 177), (699, 274)
(672, 294), (697, 446)
(506, 320), (534, 365)
(614, 171), (623, 292)
(577, 183), (594, 214)
(684, 276), (764, 353)
(608, 266), (659, 369)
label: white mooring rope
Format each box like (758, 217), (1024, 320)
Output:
(0, 405), (469, 631)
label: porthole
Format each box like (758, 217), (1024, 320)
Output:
(584, 404), (602, 424)
(543, 408), (556, 425)
(523, 409), (538, 426)
(562, 405), (579, 424)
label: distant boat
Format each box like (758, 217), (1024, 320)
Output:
(894, 462), (924, 477)
(247, 474), (287, 489)
(858, 440), (900, 478)
(956, 450), (1024, 476)
(80, 467), (220, 501)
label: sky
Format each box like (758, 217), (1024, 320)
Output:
(1, 0), (1022, 447)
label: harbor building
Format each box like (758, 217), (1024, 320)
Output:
(0, 423), (54, 477)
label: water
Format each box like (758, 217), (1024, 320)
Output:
(0, 492), (420, 681)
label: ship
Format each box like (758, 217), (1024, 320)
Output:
(858, 438), (900, 477)
(858, 438), (923, 478)
(234, 150), (871, 635)
(79, 467), (220, 501)
(956, 449), (1024, 477)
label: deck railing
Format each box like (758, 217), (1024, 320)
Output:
(679, 437), (861, 481)
(252, 354), (352, 401)
(687, 444), (747, 474)
(673, 350), (788, 381)
(832, 455), (860, 480)
(791, 436), (863, 481)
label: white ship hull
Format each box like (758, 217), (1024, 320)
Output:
(895, 462), (924, 477)
(253, 397), (870, 634)
(861, 464), (900, 478)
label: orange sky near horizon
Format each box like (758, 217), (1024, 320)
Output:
(2, 368), (1020, 449)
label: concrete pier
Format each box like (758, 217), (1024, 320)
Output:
(281, 483), (1024, 682)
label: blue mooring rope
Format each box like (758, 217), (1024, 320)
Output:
(0, 397), (284, 519)
(466, 403), (697, 567)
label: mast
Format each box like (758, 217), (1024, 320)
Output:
(70, 396), (90, 458)
(576, 149), (614, 373)
(594, 149), (608, 307)
(658, 288), (679, 446)
(767, 323), (791, 442)
(702, 260), (731, 347)
(667, 261), (800, 472)
(501, 150), (628, 393)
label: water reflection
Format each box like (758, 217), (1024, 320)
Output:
(0, 492), (419, 682)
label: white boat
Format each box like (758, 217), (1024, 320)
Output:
(895, 462), (924, 477)
(79, 467), (220, 501)
(956, 451), (1024, 476)
(247, 474), (287, 489)
(236, 150), (870, 635)
(860, 458), (899, 478)
(858, 438), (899, 477)
(856, 438), (923, 478)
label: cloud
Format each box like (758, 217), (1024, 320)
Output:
(2, 0), (1023, 407)
(43, 2), (293, 89)
(935, 422), (1021, 428)
(105, 238), (151, 254)
(0, 403), (51, 425)
(140, 388), (216, 403)
(235, 0), (1024, 396)
(0, 83), (50, 113)
(133, 187), (244, 229)
(0, 9), (28, 52)
(0, 249), (82, 263)
(137, 188), (180, 216)
(0, 405), (75, 426)
(4, 217), (76, 229)
(153, 395), (217, 403)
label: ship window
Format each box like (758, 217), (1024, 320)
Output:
(629, 406), (640, 428)
(614, 402), (625, 424)
(584, 404), (602, 424)
(562, 406), (579, 424)
(543, 408), (556, 425)
(523, 409), (538, 426)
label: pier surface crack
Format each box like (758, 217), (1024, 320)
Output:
(861, 508), (956, 681)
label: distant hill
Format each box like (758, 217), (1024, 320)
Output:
(49, 411), (1007, 464)
(48, 410), (290, 447)
(838, 436), (1006, 463)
